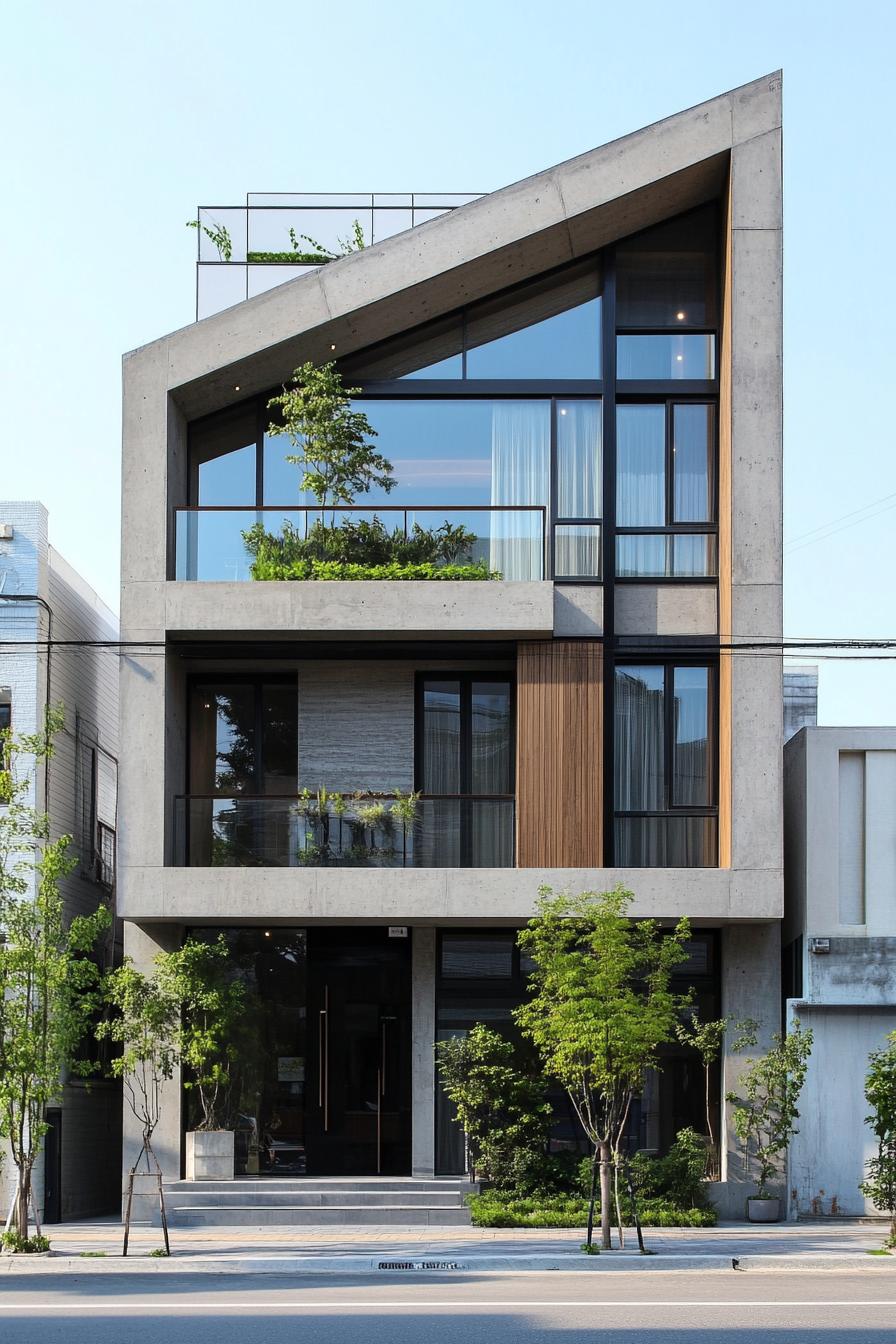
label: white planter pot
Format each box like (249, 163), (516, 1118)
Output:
(185, 1130), (234, 1181)
(747, 1196), (780, 1223)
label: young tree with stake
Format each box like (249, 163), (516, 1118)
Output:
(515, 886), (691, 1250)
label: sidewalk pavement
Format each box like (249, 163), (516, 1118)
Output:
(2, 1218), (894, 1274)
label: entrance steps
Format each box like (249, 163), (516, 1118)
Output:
(163, 1176), (476, 1227)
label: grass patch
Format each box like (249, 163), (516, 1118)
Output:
(79, 1251), (107, 1258)
(467, 1193), (717, 1229)
(866, 1248), (893, 1256)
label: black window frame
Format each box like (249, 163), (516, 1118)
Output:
(186, 673), (298, 798)
(614, 395), (719, 583)
(414, 672), (516, 798)
(612, 657), (719, 867)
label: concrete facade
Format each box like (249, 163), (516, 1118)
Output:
(784, 727), (896, 1218)
(0, 501), (121, 1222)
(118, 75), (784, 1213)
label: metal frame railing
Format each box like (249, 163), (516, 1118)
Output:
(193, 192), (482, 319)
(173, 504), (548, 582)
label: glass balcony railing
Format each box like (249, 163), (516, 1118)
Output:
(173, 506), (546, 582)
(193, 193), (482, 319)
(174, 794), (515, 868)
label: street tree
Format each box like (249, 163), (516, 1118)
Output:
(860, 1030), (896, 1246)
(0, 711), (111, 1243)
(96, 960), (180, 1253)
(515, 885), (691, 1250)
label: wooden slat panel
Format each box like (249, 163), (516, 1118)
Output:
(516, 641), (603, 867)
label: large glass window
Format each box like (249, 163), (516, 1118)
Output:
(341, 262), (602, 382)
(615, 402), (716, 577)
(613, 663), (717, 867)
(185, 680), (298, 867)
(418, 675), (514, 867)
(554, 399), (602, 579)
(616, 206), (718, 329)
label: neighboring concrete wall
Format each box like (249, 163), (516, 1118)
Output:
(788, 1004), (896, 1218)
(786, 727), (896, 941)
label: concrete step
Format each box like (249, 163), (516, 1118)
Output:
(167, 1204), (473, 1227)
(165, 1189), (466, 1209)
(165, 1178), (474, 1195)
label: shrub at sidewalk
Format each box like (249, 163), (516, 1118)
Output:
(467, 1192), (716, 1229)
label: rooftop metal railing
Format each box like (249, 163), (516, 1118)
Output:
(193, 192), (482, 319)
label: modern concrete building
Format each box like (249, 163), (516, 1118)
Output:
(119, 73), (783, 1222)
(784, 727), (896, 1219)
(0, 501), (120, 1222)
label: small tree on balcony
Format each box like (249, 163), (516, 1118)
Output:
(267, 361), (395, 518)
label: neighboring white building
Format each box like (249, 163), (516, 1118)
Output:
(0, 501), (120, 1222)
(784, 726), (896, 1218)
(783, 664), (818, 743)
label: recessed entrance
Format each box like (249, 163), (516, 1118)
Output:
(306, 929), (411, 1176)
(185, 926), (411, 1178)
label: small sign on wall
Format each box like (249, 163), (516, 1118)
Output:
(388, 926), (408, 939)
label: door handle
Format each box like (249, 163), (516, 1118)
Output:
(318, 985), (329, 1132)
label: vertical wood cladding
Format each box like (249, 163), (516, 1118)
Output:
(516, 641), (603, 867)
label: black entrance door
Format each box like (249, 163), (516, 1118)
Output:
(306, 929), (411, 1176)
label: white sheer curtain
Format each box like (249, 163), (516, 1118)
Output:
(616, 404), (666, 576)
(557, 400), (602, 517)
(615, 666), (665, 866)
(672, 404), (711, 522)
(489, 403), (550, 580)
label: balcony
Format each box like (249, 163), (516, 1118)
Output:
(192, 193), (481, 320)
(173, 506), (547, 583)
(175, 793), (515, 868)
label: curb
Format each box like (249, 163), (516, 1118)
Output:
(2, 1252), (893, 1276)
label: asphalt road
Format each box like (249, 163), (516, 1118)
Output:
(1, 1270), (895, 1342)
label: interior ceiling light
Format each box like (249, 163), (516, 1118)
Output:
(234, 384), (240, 391)
(676, 311), (686, 321)
(330, 343), (337, 351)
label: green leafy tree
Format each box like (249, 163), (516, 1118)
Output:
(267, 361), (395, 517)
(726, 1021), (813, 1199)
(0, 712), (111, 1241)
(435, 1024), (552, 1186)
(515, 885), (691, 1249)
(155, 936), (245, 1131)
(96, 960), (180, 1254)
(675, 1013), (758, 1178)
(860, 1030), (896, 1246)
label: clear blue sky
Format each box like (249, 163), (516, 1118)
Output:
(3, 0), (894, 723)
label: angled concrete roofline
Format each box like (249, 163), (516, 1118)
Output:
(125, 71), (781, 420)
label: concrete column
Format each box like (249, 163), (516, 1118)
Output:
(121, 921), (183, 1219)
(410, 927), (436, 1177)
(718, 923), (781, 1213)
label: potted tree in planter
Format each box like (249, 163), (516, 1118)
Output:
(726, 1021), (813, 1222)
(157, 935), (245, 1181)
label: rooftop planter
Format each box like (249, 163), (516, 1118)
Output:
(244, 362), (497, 581)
